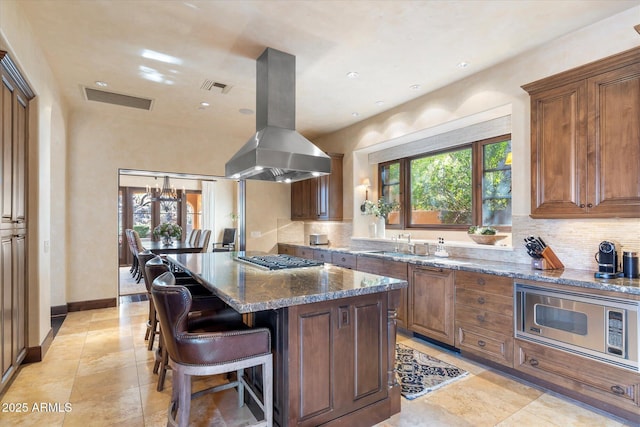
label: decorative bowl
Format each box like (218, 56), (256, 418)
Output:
(468, 234), (507, 245)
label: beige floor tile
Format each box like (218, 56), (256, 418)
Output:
(139, 381), (172, 418)
(1, 377), (74, 405)
(76, 348), (138, 376)
(497, 392), (630, 427)
(81, 332), (134, 357)
(70, 365), (141, 400)
(0, 405), (66, 427)
(63, 387), (144, 427)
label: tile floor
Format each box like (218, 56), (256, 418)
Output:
(0, 299), (632, 427)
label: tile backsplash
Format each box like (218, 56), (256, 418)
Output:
(277, 215), (639, 273)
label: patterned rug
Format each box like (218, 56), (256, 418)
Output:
(396, 343), (469, 400)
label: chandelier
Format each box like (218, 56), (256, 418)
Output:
(146, 176), (180, 202)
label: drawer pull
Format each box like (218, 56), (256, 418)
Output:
(477, 277), (485, 286)
(341, 257), (346, 262)
(611, 385), (625, 395)
(477, 297), (485, 304)
(529, 358), (539, 367)
(477, 340), (486, 347)
(476, 314), (485, 322)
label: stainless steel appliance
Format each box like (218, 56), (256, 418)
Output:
(237, 254), (324, 270)
(309, 234), (328, 245)
(516, 282), (639, 371)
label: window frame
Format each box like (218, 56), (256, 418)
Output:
(377, 133), (511, 232)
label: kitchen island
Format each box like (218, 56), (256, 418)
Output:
(166, 251), (408, 427)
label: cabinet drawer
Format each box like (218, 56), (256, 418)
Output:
(296, 247), (315, 259)
(356, 255), (407, 280)
(456, 288), (513, 316)
(314, 249), (331, 263)
(455, 305), (513, 334)
(331, 252), (357, 269)
(515, 339), (640, 418)
(456, 271), (512, 295)
(457, 326), (513, 368)
(278, 244), (296, 256)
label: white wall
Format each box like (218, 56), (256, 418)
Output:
(314, 6), (640, 270)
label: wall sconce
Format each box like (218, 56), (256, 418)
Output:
(360, 178), (371, 212)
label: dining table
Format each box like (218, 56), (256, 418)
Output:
(145, 239), (204, 254)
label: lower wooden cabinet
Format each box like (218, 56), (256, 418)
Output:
(331, 252), (357, 269)
(356, 255), (408, 329)
(455, 271), (514, 367)
(514, 339), (640, 423)
(407, 264), (455, 346)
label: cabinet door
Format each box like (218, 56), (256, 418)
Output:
(587, 63), (640, 216)
(0, 230), (26, 392)
(530, 80), (588, 217)
(287, 293), (388, 425)
(316, 154), (343, 220)
(408, 265), (454, 345)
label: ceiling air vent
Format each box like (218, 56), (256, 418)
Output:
(83, 87), (154, 110)
(201, 79), (232, 93)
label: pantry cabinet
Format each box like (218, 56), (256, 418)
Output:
(407, 264), (455, 346)
(290, 153), (343, 221)
(0, 51), (32, 394)
(523, 46), (640, 218)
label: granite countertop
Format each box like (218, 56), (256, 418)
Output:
(166, 251), (408, 313)
(279, 243), (640, 297)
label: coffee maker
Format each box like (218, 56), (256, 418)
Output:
(594, 241), (623, 278)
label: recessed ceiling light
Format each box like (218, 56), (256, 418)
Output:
(409, 84), (421, 90)
(375, 100), (385, 106)
(200, 102), (210, 107)
(239, 108), (254, 115)
(352, 112), (360, 117)
(95, 81), (108, 87)
(457, 61), (470, 68)
(346, 71), (360, 79)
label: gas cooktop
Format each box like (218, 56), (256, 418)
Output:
(237, 254), (324, 270)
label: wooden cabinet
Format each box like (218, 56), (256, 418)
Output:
(455, 271), (514, 367)
(330, 252), (357, 269)
(515, 339), (640, 423)
(0, 51), (31, 394)
(313, 248), (330, 263)
(252, 290), (401, 427)
(291, 153), (343, 221)
(277, 243), (296, 256)
(524, 46), (640, 218)
(407, 264), (454, 346)
(357, 255), (408, 329)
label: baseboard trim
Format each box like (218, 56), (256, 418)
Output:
(67, 298), (117, 312)
(51, 304), (67, 317)
(23, 328), (54, 364)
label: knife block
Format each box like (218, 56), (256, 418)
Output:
(531, 246), (564, 270)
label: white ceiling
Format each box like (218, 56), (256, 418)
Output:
(17, 0), (639, 140)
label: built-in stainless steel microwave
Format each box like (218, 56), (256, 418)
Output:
(515, 283), (639, 372)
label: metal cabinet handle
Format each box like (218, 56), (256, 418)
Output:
(587, 203), (593, 208)
(341, 257), (346, 262)
(477, 340), (486, 347)
(477, 297), (485, 304)
(529, 358), (539, 367)
(610, 385), (625, 395)
(476, 314), (485, 322)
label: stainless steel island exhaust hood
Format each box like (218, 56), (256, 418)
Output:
(225, 48), (331, 183)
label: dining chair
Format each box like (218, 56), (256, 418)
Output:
(198, 229), (211, 253)
(189, 229), (201, 246)
(212, 228), (236, 252)
(151, 271), (272, 427)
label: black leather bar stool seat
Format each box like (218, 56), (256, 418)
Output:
(152, 272), (272, 427)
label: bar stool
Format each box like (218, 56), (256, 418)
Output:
(137, 250), (159, 344)
(152, 272), (273, 427)
(145, 256), (231, 391)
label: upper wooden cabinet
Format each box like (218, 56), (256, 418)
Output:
(291, 152), (343, 221)
(523, 47), (640, 218)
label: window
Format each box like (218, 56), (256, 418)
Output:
(377, 134), (511, 230)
